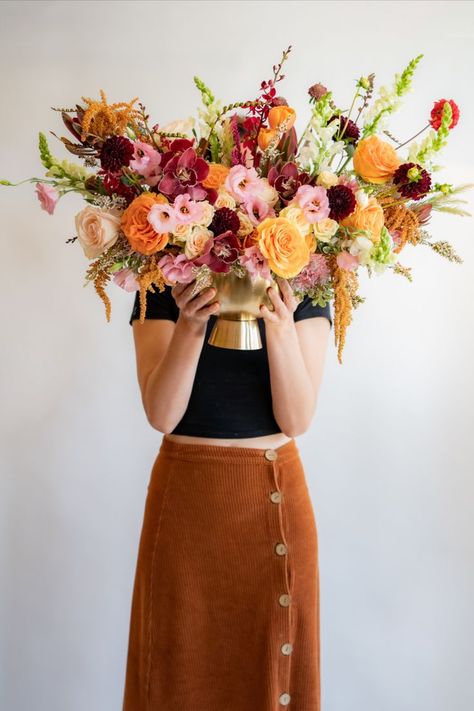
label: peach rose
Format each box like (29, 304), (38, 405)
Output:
(121, 192), (169, 255)
(185, 226), (213, 259)
(267, 106), (296, 131)
(340, 196), (385, 242)
(257, 216), (310, 278)
(215, 190), (237, 209)
(202, 163), (230, 190)
(352, 135), (401, 184)
(75, 206), (121, 259)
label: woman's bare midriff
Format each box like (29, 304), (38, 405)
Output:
(164, 432), (293, 449)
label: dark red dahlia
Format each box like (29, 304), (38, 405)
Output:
(210, 207), (240, 237)
(327, 185), (356, 221)
(157, 143), (209, 201)
(328, 115), (360, 143)
(193, 230), (241, 273)
(430, 99), (460, 131)
(268, 162), (313, 204)
(99, 136), (134, 172)
(99, 170), (139, 203)
(392, 162), (431, 201)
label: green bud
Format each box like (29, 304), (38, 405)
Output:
(359, 76), (371, 90)
(407, 166), (421, 182)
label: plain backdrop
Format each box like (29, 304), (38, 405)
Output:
(1, 1), (473, 710)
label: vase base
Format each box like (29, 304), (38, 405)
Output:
(208, 317), (262, 350)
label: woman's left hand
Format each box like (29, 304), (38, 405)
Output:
(259, 276), (299, 327)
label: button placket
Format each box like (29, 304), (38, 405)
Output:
(265, 448), (294, 707)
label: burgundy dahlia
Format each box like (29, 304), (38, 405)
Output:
(268, 162), (313, 204)
(99, 170), (139, 203)
(210, 207), (241, 237)
(193, 230), (241, 273)
(99, 136), (134, 172)
(329, 115), (360, 143)
(392, 162), (431, 201)
(327, 185), (356, 221)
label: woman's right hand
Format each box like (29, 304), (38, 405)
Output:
(171, 280), (220, 333)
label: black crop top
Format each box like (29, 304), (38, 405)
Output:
(129, 284), (332, 438)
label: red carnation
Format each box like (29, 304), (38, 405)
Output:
(327, 185), (356, 221)
(392, 162), (431, 201)
(99, 136), (134, 172)
(429, 99), (460, 131)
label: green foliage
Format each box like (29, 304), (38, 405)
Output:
(38, 132), (54, 169)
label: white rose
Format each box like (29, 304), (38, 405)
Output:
(75, 206), (121, 259)
(236, 212), (254, 237)
(185, 226), (213, 259)
(316, 171), (339, 188)
(196, 202), (215, 227)
(172, 223), (192, 243)
(279, 205), (311, 236)
(312, 217), (339, 243)
(258, 178), (279, 206)
(215, 190), (236, 210)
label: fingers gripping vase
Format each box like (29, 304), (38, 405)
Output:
(207, 270), (280, 350)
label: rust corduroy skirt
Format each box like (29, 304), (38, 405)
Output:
(122, 435), (320, 711)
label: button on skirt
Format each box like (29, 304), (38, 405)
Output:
(122, 435), (320, 711)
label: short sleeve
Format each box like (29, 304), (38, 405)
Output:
(129, 284), (179, 326)
(293, 295), (333, 329)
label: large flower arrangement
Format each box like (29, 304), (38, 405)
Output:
(2, 47), (471, 363)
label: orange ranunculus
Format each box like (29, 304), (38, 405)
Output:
(267, 105), (296, 131)
(202, 163), (230, 190)
(121, 192), (169, 255)
(352, 135), (401, 184)
(340, 196), (385, 242)
(257, 217), (310, 278)
(257, 127), (278, 151)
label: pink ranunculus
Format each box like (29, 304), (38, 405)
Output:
(35, 182), (59, 215)
(224, 164), (266, 202)
(147, 202), (178, 234)
(112, 268), (140, 292)
(336, 251), (359, 271)
(244, 195), (275, 226)
(129, 140), (162, 182)
(294, 185), (330, 223)
(157, 252), (196, 285)
(173, 193), (206, 225)
(238, 245), (272, 282)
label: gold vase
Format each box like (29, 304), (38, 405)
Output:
(207, 270), (279, 350)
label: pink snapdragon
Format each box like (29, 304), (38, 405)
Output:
(112, 268), (140, 292)
(238, 245), (272, 282)
(157, 252), (196, 284)
(336, 251), (359, 271)
(173, 194), (207, 225)
(35, 182), (59, 214)
(294, 185), (330, 223)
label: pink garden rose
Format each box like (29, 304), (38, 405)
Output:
(35, 183), (59, 215)
(337, 250), (359, 271)
(112, 268), (140, 292)
(157, 252), (196, 285)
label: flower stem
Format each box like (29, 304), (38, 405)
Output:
(395, 123), (431, 151)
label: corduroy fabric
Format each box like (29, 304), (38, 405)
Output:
(122, 435), (320, 711)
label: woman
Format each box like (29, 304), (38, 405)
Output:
(122, 275), (332, 711)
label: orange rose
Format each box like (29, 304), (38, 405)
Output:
(257, 217), (310, 278)
(121, 192), (169, 255)
(340, 196), (385, 242)
(267, 106), (296, 131)
(202, 163), (230, 190)
(257, 127), (278, 151)
(352, 135), (401, 184)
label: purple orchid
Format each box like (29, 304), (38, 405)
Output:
(193, 230), (241, 273)
(267, 161), (313, 204)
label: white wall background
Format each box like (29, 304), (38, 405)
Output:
(1, 1), (473, 710)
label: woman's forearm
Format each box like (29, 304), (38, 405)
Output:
(144, 316), (206, 432)
(265, 320), (316, 437)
